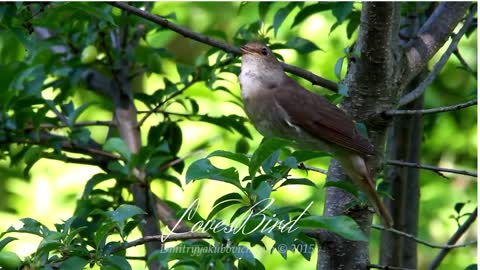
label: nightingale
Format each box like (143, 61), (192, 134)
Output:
(238, 41), (393, 227)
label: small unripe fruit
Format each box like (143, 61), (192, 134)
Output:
(81, 45), (98, 64)
(0, 251), (22, 270)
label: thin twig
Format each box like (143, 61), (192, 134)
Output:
(453, 48), (476, 75)
(111, 232), (212, 253)
(42, 153), (98, 166)
(11, 133), (121, 161)
(137, 109), (195, 117)
(301, 164), (328, 175)
(109, 2), (338, 92)
(428, 208), (478, 270)
(137, 80), (196, 127)
(386, 99), (477, 116)
(368, 263), (416, 270)
(25, 121), (115, 130)
(125, 256), (147, 261)
(385, 160), (477, 177)
(398, 7), (476, 106)
(45, 100), (69, 126)
(159, 149), (205, 172)
(372, 224), (477, 249)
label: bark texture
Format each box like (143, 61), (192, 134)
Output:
(381, 94), (423, 268)
(317, 3), (402, 270)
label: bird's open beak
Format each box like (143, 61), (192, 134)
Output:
(240, 45), (255, 55)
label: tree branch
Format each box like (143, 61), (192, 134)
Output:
(42, 153), (99, 166)
(45, 100), (69, 126)
(111, 232), (212, 254)
(10, 132), (120, 161)
(299, 164), (328, 175)
(25, 121), (116, 130)
(109, 2), (338, 92)
(453, 48), (476, 76)
(403, 2), (472, 81)
(385, 160), (477, 177)
(428, 208), (478, 270)
(137, 79), (197, 127)
(373, 224), (477, 249)
(399, 6), (476, 106)
(368, 264), (416, 270)
(386, 99), (477, 116)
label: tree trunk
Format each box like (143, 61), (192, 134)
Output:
(317, 3), (401, 269)
(381, 93), (423, 268)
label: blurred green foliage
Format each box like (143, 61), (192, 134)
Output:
(0, 2), (476, 270)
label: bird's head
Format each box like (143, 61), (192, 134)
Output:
(239, 42), (283, 78)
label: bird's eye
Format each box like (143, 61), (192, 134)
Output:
(261, 47), (268, 56)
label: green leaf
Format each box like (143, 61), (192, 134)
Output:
(285, 37), (321, 54)
(464, 264), (477, 270)
(208, 199), (242, 220)
(2, 218), (48, 237)
(82, 173), (113, 198)
(279, 178), (317, 188)
(176, 64), (194, 84)
(0, 237), (17, 252)
(103, 137), (130, 160)
(213, 192), (244, 207)
(297, 215), (367, 241)
(249, 137), (290, 176)
(230, 206), (251, 223)
(67, 2), (115, 25)
(454, 202), (466, 214)
(199, 115), (252, 139)
(232, 246), (256, 264)
(5, 25), (34, 53)
(157, 173), (183, 189)
(254, 181), (272, 202)
(208, 150), (249, 166)
(67, 102), (95, 127)
(23, 146), (42, 177)
(355, 122), (369, 138)
(147, 123), (168, 146)
(186, 158), (242, 190)
(59, 256), (88, 270)
(324, 180), (359, 198)
(102, 255), (132, 270)
(236, 138), (250, 154)
(258, 2), (273, 21)
(334, 56), (345, 80)
(338, 82), (349, 97)
(272, 229), (298, 258)
(331, 2), (353, 23)
(170, 259), (200, 269)
(282, 156), (298, 169)
(273, 2), (297, 37)
(166, 122), (183, 155)
(295, 234), (316, 261)
(107, 205), (145, 226)
(291, 3), (333, 28)
(69, 128), (91, 145)
(95, 221), (115, 250)
(346, 11), (360, 39)
(261, 149), (280, 174)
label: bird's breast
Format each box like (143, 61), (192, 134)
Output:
(239, 69), (264, 100)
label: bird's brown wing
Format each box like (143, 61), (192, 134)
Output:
(274, 77), (374, 156)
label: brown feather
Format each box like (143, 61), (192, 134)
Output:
(274, 77), (374, 156)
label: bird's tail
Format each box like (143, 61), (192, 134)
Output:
(358, 174), (393, 228)
(337, 153), (393, 228)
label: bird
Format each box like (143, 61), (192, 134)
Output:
(238, 41), (393, 227)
